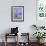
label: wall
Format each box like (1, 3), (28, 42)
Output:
(0, 0), (36, 42)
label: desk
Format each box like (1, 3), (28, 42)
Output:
(4, 33), (18, 46)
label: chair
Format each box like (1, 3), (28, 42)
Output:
(4, 27), (19, 46)
(18, 33), (30, 46)
(4, 33), (18, 46)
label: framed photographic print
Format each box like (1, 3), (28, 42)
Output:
(11, 6), (24, 22)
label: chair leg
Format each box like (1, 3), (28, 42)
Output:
(4, 41), (7, 46)
(4, 33), (7, 46)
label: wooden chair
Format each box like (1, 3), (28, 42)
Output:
(4, 33), (18, 46)
(18, 33), (30, 46)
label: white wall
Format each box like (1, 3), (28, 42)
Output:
(0, 0), (36, 42)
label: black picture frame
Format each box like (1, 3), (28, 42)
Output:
(11, 6), (24, 22)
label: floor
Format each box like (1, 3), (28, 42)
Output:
(0, 42), (46, 46)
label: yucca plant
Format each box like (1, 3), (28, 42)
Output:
(33, 32), (46, 40)
(33, 32), (46, 43)
(32, 25), (39, 30)
(32, 25), (45, 30)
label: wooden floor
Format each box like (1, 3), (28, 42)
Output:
(0, 42), (46, 46)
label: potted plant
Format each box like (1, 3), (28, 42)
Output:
(33, 32), (46, 43)
(40, 26), (45, 29)
(32, 24), (45, 30)
(32, 25), (39, 30)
